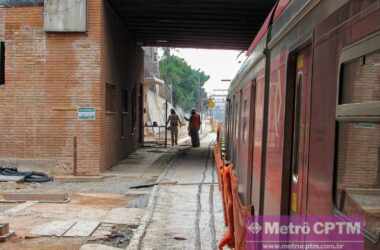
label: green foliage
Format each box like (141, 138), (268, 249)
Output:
(159, 53), (209, 112)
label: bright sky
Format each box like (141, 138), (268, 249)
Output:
(169, 48), (246, 95)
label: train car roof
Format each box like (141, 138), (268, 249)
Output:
(247, 0), (290, 56)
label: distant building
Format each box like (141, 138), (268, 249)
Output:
(142, 47), (188, 143)
(0, 0), (145, 175)
(210, 88), (228, 123)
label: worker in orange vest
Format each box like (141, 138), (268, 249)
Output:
(185, 109), (201, 147)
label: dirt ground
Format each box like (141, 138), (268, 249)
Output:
(0, 146), (181, 250)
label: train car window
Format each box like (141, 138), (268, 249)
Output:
(231, 95), (237, 161)
(292, 74), (302, 181)
(335, 44), (380, 239)
(235, 93), (241, 141)
(242, 99), (248, 143)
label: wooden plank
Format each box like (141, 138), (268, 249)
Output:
(30, 220), (76, 237)
(0, 175), (25, 183)
(2, 193), (69, 203)
(64, 221), (100, 237)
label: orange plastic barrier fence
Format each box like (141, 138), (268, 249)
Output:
(218, 165), (235, 250)
(215, 125), (250, 250)
(231, 171), (253, 250)
(216, 125), (221, 144)
(213, 143), (228, 226)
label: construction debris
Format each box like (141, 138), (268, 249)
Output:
(174, 236), (187, 241)
(0, 167), (52, 183)
(88, 224), (134, 249)
(91, 223), (115, 240)
(1, 192), (69, 203)
(129, 181), (178, 189)
(0, 223), (15, 242)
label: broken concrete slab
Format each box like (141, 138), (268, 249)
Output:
(3, 201), (37, 215)
(30, 220), (76, 237)
(63, 220), (100, 237)
(80, 244), (122, 250)
(90, 223), (114, 240)
(2, 192), (69, 203)
(126, 195), (149, 208)
(102, 208), (145, 225)
(0, 175), (25, 183)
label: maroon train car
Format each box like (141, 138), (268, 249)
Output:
(224, 0), (380, 249)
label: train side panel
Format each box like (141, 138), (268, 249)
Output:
(310, 1), (380, 248)
(251, 66), (266, 215)
(263, 52), (288, 215)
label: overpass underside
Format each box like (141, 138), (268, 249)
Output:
(0, 0), (276, 175)
(107, 0), (276, 50)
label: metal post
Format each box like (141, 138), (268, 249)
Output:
(165, 100), (168, 148)
(198, 75), (203, 134)
(73, 136), (77, 176)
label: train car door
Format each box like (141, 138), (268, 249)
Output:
(289, 45), (312, 216)
(237, 82), (255, 205)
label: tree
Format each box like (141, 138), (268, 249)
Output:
(159, 52), (209, 112)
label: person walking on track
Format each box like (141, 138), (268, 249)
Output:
(185, 109), (201, 147)
(167, 109), (182, 147)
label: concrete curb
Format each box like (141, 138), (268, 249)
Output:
(125, 150), (179, 250)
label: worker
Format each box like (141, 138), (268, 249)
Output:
(167, 109), (182, 147)
(185, 109), (201, 147)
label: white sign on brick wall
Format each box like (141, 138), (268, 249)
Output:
(78, 108), (96, 121)
(44, 0), (87, 32)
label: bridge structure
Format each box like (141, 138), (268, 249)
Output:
(0, 0), (277, 179)
(107, 0), (276, 50)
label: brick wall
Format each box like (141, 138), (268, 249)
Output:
(102, 2), (144, 170)
(0, 1), (105, 175)
(0, 9), (4, 40)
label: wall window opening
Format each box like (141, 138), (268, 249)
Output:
(0, 41), (4, 85)
(106, 83), (116, 112)
(121, 90), (129, 137)
(335, 47), (380, 239)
